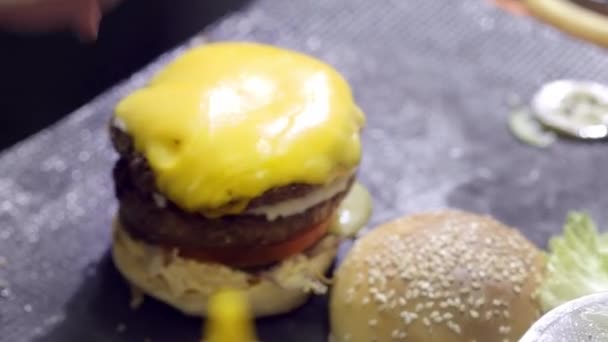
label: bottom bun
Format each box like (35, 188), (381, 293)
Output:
(111, 217), (338, 317)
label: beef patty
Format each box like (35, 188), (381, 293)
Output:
(110, 125), (329, 210)
(111, 125), (355, 250)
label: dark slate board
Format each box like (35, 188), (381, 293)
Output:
(1, 1), (608, 341)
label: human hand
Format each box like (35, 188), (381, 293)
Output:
(0, 0), (122, 41)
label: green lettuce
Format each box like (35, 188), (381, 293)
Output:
(540, 212), (608, 312)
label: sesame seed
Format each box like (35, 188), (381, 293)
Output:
(400, 310), (419, 325)
(429, 310), (443, 323)
(423, 317), (431, 326)
(447, 321), (462, 334)
(470, 310), (479, 318)
(368, 319), (378, 326)
(375, 293), (387, 304)
(499, 326), (511, 335)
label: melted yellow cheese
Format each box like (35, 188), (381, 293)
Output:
(204, 290), (257, 342)
(115, 42), (364, 215)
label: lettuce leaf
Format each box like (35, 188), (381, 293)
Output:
(540, 212), (608, 312)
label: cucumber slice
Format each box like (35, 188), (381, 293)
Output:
(509, 108), (557, 148)
(330, 182), (373, 238)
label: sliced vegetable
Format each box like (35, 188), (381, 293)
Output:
(330, 182), (373, 238)
(539, 212), (608, 312)
(508, 108), (557, 148)
(178, 220), (331, 267)
(532, 80), (608, 139)
(559, 91), (608, 125)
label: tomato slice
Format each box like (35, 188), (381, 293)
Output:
(176, 220), (331, 267)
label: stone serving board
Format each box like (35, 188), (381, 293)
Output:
(1, 0), (608, 341)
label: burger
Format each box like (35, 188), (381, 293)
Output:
(330, 210), (545, 341)
(109, 42), (368, 317)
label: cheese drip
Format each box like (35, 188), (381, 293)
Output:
(115, 42), (364, 215)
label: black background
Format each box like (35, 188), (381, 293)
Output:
(0, 0), (250, 150)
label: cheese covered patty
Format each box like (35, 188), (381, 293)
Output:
(114, 42), (364, 217)
(113, 155), (353, 250)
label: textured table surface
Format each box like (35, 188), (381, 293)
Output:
(2, 1), (608, 341)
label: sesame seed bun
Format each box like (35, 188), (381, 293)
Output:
(330, 210), (545, 342)
(111, 218), (338, 317)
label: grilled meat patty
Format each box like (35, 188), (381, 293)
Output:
(111, 125), (354, 249)
(110, 125), (325, 210)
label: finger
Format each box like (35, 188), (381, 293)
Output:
(493, 0), (531, 15)
(71, 0), (102, 42)
(99, 0), (122, 11)
(0, 0), (69, 33)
